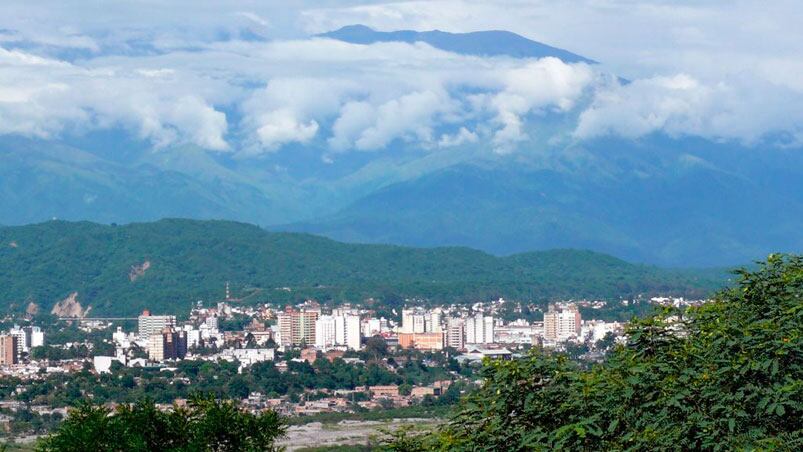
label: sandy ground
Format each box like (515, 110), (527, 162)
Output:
(278, 418), (440, 451)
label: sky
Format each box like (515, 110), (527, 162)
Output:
(1, 0), (802, 159)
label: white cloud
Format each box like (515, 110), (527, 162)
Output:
(0, 47), (230, 149)
(0, 0), (802, 155)
(255, 109), (318, 150)
(485, 58), (595, 151)
(575, 73), (803, 145)
(438, 127), (478, 147)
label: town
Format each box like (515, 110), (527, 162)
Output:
(0, 290), (706, 443)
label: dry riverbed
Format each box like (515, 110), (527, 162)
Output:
(278, 418), (441, 450)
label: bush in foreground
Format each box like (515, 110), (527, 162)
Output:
(389, 255), (803, 450)
(38, 393), (285, 451)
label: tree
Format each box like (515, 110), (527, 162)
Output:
(389, 255), (803, 450)
(364, 335), (389, 361)
(38, 394), (286, 451)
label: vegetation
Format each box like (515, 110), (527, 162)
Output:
(388, 255), (803, 450)
(38, 394), (285, 451)
(13, 351), (463, 409)
(0, 219), (725, 316)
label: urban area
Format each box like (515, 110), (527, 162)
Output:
(0, 290), (703, 443)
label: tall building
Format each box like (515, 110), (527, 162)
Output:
(319, 314), (361, 350)
(401, 308), (428, 333)
(544, 304), (582, 341)
(8, 326), (26, 355)
(465, 313), (495, 344)
(138, 311), (176, 341)
(429, 312), (443, 333)
(148, 328), (188, 362)
(344, 314), (361, 350)
(24, 326), (44, 348)
(0, 335), (19, 365)
(277, 307), (319, 347)
(446, 318), (466, 350)
(315, 315), (337, 349)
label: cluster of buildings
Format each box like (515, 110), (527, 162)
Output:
(0, 325), (45, 366)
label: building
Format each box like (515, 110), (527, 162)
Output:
(316, 313), (362, 350)
(343, 314), (362, 350)
(465, 313), (495, 344)
(456, 347), (513, 364)
(26, 326), (45, 348)
(300, 348), (318, 363)
(427, 311), (442, 333)
(220, 348), (275, 367)
(446, 318), (466, 350)
(398, 332), (444, 351)
(277, 307), (319, 347)
(138, 311), (176, 341)
(401, 308), (427, 333)
(0, 335), (18, 366)
(315, 315), (337, 349)
(544, 304), (582, 341)
(369, 385), (399, 397)
(148, 328), (188, 362)
(8, 325), (26, 355)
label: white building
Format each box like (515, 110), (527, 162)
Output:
(401, 308), (427, 333)
(221, 348), (275, 367)
(344, 315), (361, 350)
(315, 316), (337, 349)
(465, 314), (495, 344)
(8, 326), (26, 354)
(138, 313), (176, 341)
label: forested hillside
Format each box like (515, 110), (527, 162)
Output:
(0, 219), (725, 316)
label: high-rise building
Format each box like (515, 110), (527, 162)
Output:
(276, 307), (319, 347)
(543, 304), (581, 341)
(24, 326), (44, 348)
(319, 314), (361, 350)
(315, 315), (337, 349)
(344, 314), (361, 350)
(0, 335), (19, 365)
(138, 311), (176, 341)
(446, 318), (466, 350)
(465, 313), (495, 344)
(402, 308), (427, 333)
(8, 326), (26, 355)
(429, 312), (442, 333)
(148, 328), (187, 361)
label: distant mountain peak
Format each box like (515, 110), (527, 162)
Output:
(318, 24), (596, 64)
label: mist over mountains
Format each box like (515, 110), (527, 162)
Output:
(1, 25), (801, 267)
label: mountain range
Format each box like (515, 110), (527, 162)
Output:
(0, 219), (725, 316)
(0, 25), (800, 267)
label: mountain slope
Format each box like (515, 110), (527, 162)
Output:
(0, 219), (723, 316)
(291, 138), (803, 267)
(318, 24), (596, 63)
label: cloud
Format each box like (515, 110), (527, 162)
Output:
(575, 73), (803, 145)
(254, 110), (318, 150)
(0, 47), (230, 150)
(0, 0), (802, 156)
(438, 127), (478, 147)
(487, 58), (595, 151)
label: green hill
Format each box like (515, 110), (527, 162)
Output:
(0, 219), (726, 316)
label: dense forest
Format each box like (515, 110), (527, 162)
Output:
(0, 219), (726, 316)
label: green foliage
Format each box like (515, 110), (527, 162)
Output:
(0, 219), (724, 315)
(390, 255), (803, 450)
(38, 394), (285, 452)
